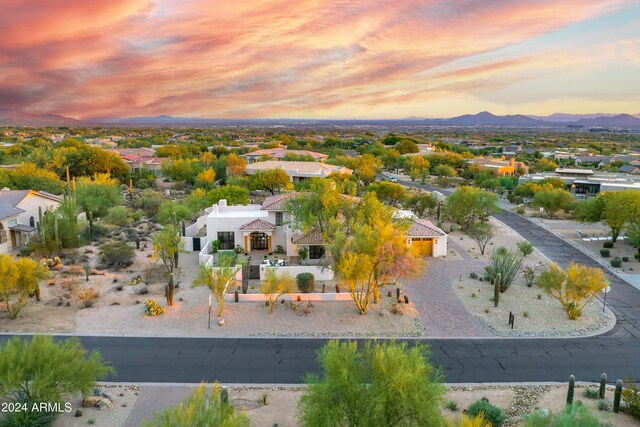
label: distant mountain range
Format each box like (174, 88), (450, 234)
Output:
(1, 108), (640, 128)
(0, 109), (79, 126)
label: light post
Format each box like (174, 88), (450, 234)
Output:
(208, 294), (212, 329)
(602, 284), (611, 313)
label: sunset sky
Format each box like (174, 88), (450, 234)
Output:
(2, 0), (639, 119)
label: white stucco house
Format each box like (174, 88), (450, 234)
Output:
(204, 193), (447, 260)
(245, 161), (352, 184)
(0, 189), (62, 253)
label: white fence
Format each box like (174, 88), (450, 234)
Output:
(259, 265), (334, 281)
(224, 292), (352, 302)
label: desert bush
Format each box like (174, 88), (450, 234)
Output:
(296, 273), (315, 293)
(584, 387), (599, 399)
(142, 383), (249, 427)
(467, 399), (505, 427)
(99, 241), (135, 269)
(517, 241), (534, 257)
(603, 240), (614, 249)
(611, 257), (622, 268)
(484, 247), (523, 292)
(623, 256), (630, 262)
(105, 206), (130, 226)
(622, 378), (640, 420)
(523, 404), (601, 426)
(143, 299), (165, 316)
(76, 288), (99, 308)
(469, 272), (479, 280)
(600, 249), (610, 257)
(65, 265), (85, 276)
(0, 335), (113, 406)
(299, 340), (444, 427)
(0, 255), (49, 319)
(139, 286), (149, 295)
(445, 400), (458, 411)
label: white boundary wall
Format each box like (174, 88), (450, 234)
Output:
(259, 265), (333, 281)
(224, 292), (352, 302)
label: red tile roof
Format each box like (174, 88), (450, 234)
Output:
(292, 230), (324, 245)
(406, 218), (445, 238)
(239, 218), (276, 231)
(261, 193), (297, 211)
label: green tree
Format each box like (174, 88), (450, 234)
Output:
(225, 153), (247, 177)
(0, 163), (65, 194)
(206, 185), (250, 205)
(160, 158), (203, 184)
(485, 246), (523, 292)
(135, 189), (163, 217)
(104, 205), (130, 226)
(156, 200), (194, 224)
(261, 269), (295, 314)
(76, 174), (122, 218)
(366, 181), (406, 205)
(532, 188), (575, 218)
(577, 190), (640, 242)
(0, 255), (48, 319)
(536, 262), (608, 319)
(57, 191), (81, 248)
(395, 139), (419, 154)
(405, 192), (438, 218)
(153, 223), (186, 274)
(143, 383), (249, 427)
(249, 168), (292, 194)
(0, 335), (113, 404)
(192, 255), (241, 317)
(468, 222), (493, 255)
(432, 164), (457, 177)
(445, 186), (499, 231)
(299, 340), (444, 427)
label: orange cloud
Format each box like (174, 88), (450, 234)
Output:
(0, 0), (635, 118)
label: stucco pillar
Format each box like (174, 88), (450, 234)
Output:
(268, 234), (272, 255)
(244, 234), (249, 255)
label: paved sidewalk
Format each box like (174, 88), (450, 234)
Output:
(124, 385), (192, 426)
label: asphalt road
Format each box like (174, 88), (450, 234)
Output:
(1, 177), (639, 384)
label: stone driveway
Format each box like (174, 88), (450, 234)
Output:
(404, 239), (491, 337)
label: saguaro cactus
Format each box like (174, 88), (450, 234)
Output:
(599, 373), (607, 399)
(165, 273), (174, 306)
(567, 375), (575, 405)
(494, 273), (501, 307)
(88, 211), (94, 242)
(613, 379), (623, 413)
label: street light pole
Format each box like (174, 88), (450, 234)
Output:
(602, 284), (611, 313)
(208, 294), (212, 329)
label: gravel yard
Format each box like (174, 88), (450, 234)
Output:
(119, 383), (639, 427)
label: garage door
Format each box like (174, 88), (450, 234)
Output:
(412, 238), (433, 256)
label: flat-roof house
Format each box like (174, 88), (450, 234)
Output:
(245, 161), (352, 183)
(244, 148), (329, 164)
(0, 189), (62, 253)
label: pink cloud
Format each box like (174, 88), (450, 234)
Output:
(0, 0), (633, 118)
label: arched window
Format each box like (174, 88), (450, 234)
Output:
(29, 216), (35, 227)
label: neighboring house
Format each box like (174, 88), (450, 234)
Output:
(618, 165), (640, 175)
(109, 148), (166, 176)
(574, 155), (610, 168)
(245, 161), (352, 183)
(466, 157), (528, 176)
(416, 144), (434, 154)
(0, 189), (62, 253)
(244, 148), (329, 164)
(520, 170), (640, 199)
(204, 194), (447, 261)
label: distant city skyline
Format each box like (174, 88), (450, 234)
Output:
(2, 0), (640, 119)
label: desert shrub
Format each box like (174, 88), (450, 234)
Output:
(611, 257), (622, 268)
(484, 247), (523, 292)
(99, 241), (135, 269)
(136, 189), (163, 217)
(622, 379), (640, 420)
(583, 387), (599, 399)
(131, 210), (143, 222)
(139, 286), (149, 295)
(467, 399), (505, 427)
(523, 404), (601, 427)
(104, 206), (130, 226)
(142, 383), (249, 427)
(445, 400), (458, 411)
(600, 249), (610, 257)
(299, 340), (444, 427)
(469, 272), (479, 280)
(603, 240), (614, 249)
(143, 299), (165, 316)
(515, 205), (526, 215)
(296, 273), (315, 293)
(135, 178), (150, 189)
(517, 241), (534, 257)
(623, 256), (630, 262)
(598, 399), (609, 411)
(0, 335), (113, 408)
(76, 288), (99, 308)
(19, 246), (33, 257)
(66, 265), (85, 276)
